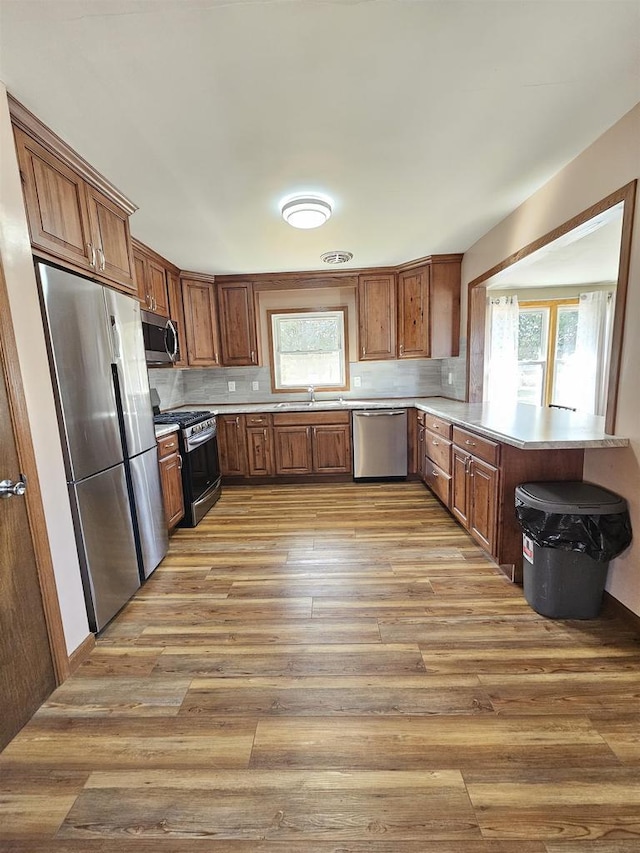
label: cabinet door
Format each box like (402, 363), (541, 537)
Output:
(133, 249), (149, 307)
(182, 278), (221, 367)
(312, 424), (352, 474)
(167, 271), (188, 368)
(246, 426), (274, 476)
(273, 426), (313, 474)
(14, 127), (93, 270)
(217, 281), (258, 366)
(159, 452), (185, 529)
(429, 259), (461, 358)
(85, 185), (136, 294)
(451, 445), (470, 528)
(218, 415), (247, 476)
(147, 258), (169, 317)
(397, 266), (430, 359)
(469, 458), (498, 554)
(358, 274), (396, 360)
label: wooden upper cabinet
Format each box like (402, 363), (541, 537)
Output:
(14, 127), (93, 270)
(357, 273), (397, 360)
(181, 277), (221, 367)
(132, 244), (169, 316)
(13, 123), (136, 295)
(166, 271), (188, 368)
(397, 266), (430, 359)
(85, 185), (136, 294)
(217, 281), (259, 366)
(397, 258), (461, 360)
(430, 258), (461, 358)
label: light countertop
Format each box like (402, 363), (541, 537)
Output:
(167, 397), (629, 450)
(154, 423), (180, 439)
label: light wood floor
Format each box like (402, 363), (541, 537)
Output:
(2, 482), (640, 851)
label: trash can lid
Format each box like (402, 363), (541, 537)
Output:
(515, 481), (627, 515)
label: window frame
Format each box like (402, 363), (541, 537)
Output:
(267, 306), (350, 394)
(518, 298), (579, 406)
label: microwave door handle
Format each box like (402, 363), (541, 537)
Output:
(165, 319), (178, 361)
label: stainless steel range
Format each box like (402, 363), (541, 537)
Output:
(154, 411), (221, 527)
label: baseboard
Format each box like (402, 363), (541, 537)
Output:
(67, 632), (95, 675)
(602, 591), (640, 633)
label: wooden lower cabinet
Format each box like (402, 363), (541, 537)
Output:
(273, 425), (313, 474)
(452, 433), (500, 555)
(312, 424), (351, 474)
(447, 421), (584, 582)
(245, 415), (275, 476)
(218, 415), (248, 476)
(220, 411), (352, 480)
(157, 432), (184, 530)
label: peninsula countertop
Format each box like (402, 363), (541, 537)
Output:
(168, 397), (629, 451)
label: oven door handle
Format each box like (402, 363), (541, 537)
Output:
(185, 427), (217, 451)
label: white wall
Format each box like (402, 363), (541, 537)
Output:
(462, 103), (640, 616)
(0, 84), (90, 654)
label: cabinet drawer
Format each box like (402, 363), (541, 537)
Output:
(452, 426), (500, 466)
(273, 411), (350, 426)
(157, 432), (179, 458)
(423, 413), (452, 438)
(424, 429), (451, 474)
(425, 459), (451, 507)
(246, 413), (272, 427)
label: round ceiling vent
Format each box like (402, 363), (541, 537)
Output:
(321, 250), (353, 265)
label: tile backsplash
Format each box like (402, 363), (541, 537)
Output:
(150, 358), (453, 410)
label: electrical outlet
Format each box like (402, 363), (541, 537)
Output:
(353, 376), (361, 388)
(228, 381), (236, 392)
(252, 381), (259, 391)
(448, 372), (453, 385)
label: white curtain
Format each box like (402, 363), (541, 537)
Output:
(566, 291), (614, 416)
(486, 295), (519, 405)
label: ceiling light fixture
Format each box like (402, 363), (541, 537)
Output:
(281, 194), (333, 229)
(321, 250), (353, 265)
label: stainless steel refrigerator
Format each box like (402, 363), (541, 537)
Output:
(37, 262), (168, 632)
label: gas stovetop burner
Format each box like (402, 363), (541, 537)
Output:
(154, 410), (213, 428)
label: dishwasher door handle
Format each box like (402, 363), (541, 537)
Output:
(354, 410), (405, 417)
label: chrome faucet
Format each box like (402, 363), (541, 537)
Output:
(308, 385), (316, 402)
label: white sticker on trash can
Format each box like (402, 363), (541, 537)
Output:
(523, 535), (534, 564)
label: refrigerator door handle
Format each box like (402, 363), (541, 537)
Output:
(110, 315), (122, 361)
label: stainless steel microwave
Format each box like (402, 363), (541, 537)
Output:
(141, 309), (179, 366)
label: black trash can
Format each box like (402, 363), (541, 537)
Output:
(515, 481), (632, 619)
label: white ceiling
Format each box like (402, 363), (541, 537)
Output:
(1, 0), (639, 275)
(487, 204), (625, 290)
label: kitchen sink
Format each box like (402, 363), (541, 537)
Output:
(273, 400), (345, 408)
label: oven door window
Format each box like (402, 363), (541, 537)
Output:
(186, 436), (221, 500)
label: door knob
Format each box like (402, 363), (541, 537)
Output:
(1, 478), (27, 498)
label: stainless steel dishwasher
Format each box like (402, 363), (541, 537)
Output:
(352, 409), (408, 479)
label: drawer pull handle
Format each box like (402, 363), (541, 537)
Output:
(432, 470), (439, 478)
(465, 439), (476, 446)
(432, 440), (439, 446)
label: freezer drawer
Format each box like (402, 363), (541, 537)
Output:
(353, 409), (408, 478)
(70, 464), (141, 632)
